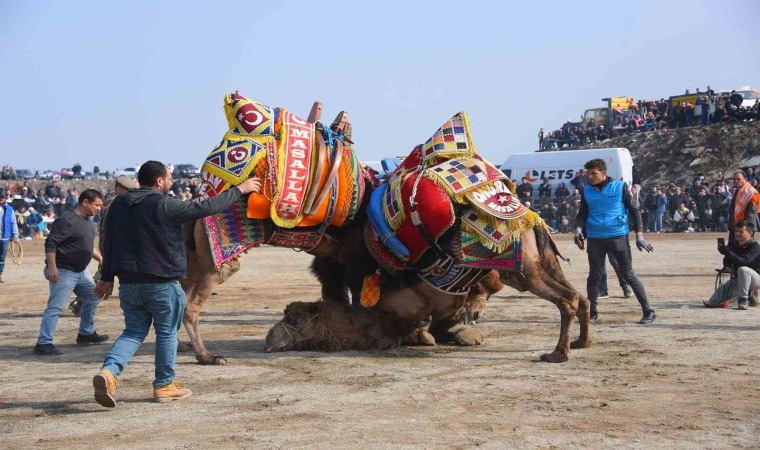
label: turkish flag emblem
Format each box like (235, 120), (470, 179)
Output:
(237, 104), (265, 133)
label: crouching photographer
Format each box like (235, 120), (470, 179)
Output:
(706, 220), (760, 309)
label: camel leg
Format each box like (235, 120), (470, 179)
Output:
(540, 255), (591, 350)
(500, 265), (579, 362)
(530, 272), (579, 362)
(570, 292), (592, 350)
(180, 220), (240, 365)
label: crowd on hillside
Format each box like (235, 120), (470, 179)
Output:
(0, 178), (203, 240)
(515, 167), (758, 234)
(539, 85), (760, 151)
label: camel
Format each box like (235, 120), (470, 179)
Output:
(180, 209), (494, 363)
(264, 224), (591, 363)
(179, 98), (590, 364)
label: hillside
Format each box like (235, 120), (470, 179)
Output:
(578, 121), (760, 186)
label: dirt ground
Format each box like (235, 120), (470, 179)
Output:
(1, 233), (758, 449)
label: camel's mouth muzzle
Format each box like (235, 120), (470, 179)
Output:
(264, 321), (293, 353)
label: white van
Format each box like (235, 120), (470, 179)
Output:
(500, 148), (635, 193)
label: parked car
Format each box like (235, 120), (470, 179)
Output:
(173, 164), (200, 179)
(14, 169), (34, 180)
(114, 167), (138, 178)
(39, 170), (59, 180)
(59, 168), (74, 180)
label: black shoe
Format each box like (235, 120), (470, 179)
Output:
(737, 298), (749, 310)
(597, 292), (609, 299)
(33, 344), (63, 355)
(77, 332), (109, 345)
(590, 310), (599, 323)
(639, 310), (656, 324)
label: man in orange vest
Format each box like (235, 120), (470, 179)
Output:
(728, 171), (760, 244)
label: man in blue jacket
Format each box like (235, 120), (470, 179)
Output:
(93, 160), (261, 407)
(574, 158), (656, 324)
(0, 189), (20, 283)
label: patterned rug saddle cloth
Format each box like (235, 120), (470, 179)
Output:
(365, 112), (545, 291)
(198, 93), (368, 267)
(198, 93), (365, 229)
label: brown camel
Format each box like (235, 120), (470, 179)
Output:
(265, 225), (592, 363)
(180, 212), (361, 364)
(180, 210), (492, 363)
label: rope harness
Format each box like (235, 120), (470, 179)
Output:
(272, 308), (323, 343)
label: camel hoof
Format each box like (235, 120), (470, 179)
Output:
(454, 328), (483, 346)
(570, 339), (592, 349)
(401, 329), (436, 346)
(540, 352), (568, 363)
(177, 342), (194, 353)
(419, 330), (437, 346)
(197, 355), (228, 365)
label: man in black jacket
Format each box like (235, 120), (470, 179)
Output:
(92, 161), (261, 407)
(708, 220), (760, 309)
(516, 177), (534, 203)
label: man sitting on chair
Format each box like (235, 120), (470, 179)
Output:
(708, 220), (760, 309)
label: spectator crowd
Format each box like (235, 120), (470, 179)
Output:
(514, 167), (754, 235)
(539, 85), (760, 151)
(1, 177), (204, 240)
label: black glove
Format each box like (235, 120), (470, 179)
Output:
(717, 245), (728, 255)
(636, 235), (654, 252)
(574, 228), (585, 249)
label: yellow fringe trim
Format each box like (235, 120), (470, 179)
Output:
(461, 209), (547, 254)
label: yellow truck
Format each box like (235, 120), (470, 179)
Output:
(581, 97), (635, 129)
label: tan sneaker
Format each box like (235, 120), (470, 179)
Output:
(93, 369), (118, 408)
(153, 381), (192, 403)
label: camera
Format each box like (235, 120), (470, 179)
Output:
(717, 237), (725, 246)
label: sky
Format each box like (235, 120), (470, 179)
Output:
(1, 0), (759, 173)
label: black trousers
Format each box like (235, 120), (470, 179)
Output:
(586, 235), (652, 313)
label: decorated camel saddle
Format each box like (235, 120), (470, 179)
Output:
(198, 93), (368, 266)
(363, 112), (547, 302)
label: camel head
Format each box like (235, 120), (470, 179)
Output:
(462, 283), (488, 325)
(264, 301), (324, 352)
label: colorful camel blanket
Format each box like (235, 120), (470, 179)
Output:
(364, 112), (545, 299)
(198, 93), (366, 267)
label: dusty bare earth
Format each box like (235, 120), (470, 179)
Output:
(1, 233), (758, 449)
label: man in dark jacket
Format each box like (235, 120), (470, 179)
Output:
(516, 177), (534, 203)
(92, 161), (261, 408)
(730, 90), (744, 108)
(707, 220), (760, 309)
(570, 169), (589, 192)
(538, 178), (552, 198)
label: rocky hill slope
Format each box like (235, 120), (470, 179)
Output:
(579, 121), (760, 186)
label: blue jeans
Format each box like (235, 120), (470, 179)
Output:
(0, 239), (8, 275)
(37, 267), (100, 344)
(101, 282), (185, 387)
(649, 212), (663, 232)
